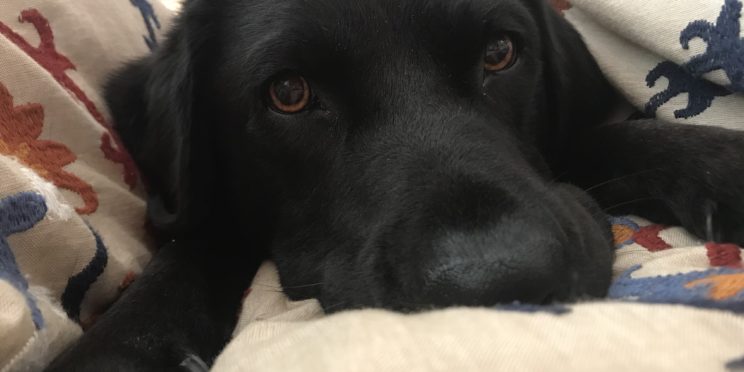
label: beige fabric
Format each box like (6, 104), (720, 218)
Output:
(0, 0), (171, 370)
(216, 216), (744, 371)
(0, 280), (34, 368)
(0, 156), (87, 372)
(214, 260), (744, 372)
(565, 0), (744, 129)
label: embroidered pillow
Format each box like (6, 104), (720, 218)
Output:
(0, 1), (171, 369)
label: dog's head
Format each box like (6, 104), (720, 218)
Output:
(108, 0), (617, 311)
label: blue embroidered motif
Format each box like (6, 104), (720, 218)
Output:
(130, 0), (161, 51)
(61, 227), (108, 321)
(609, 265), (744, 312)
(645, 0), (743, 118)
(494, 303), (571, 315)
(646, 61), (732, 119)
(681, 0), (744, 92)
(726, 355), (744, 371)
(0, 192), (48, 329)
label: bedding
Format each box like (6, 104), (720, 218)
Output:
(212, 218), (744, 372)
(565, 0), (744, 128)
(0, 0), (171, 370)
(0, 0), (742, 371)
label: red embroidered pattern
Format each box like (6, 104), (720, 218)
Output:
(0, 9), (138, 189)
(706, 243), (743, 268)
(0, 83), (98, 214)
(118, 271), (137, 292)
(634, 225), (672, 252)
(549, 0), (572, 14)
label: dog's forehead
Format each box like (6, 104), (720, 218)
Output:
(225, 0), (530, 46)
(219, 0), (536, 85)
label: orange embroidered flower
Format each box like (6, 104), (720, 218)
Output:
(0, 83), (98, 214)
(0, 9), (138, 188)
(612, 224), (635, 246)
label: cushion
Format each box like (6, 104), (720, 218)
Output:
(213, 218), (744, 371)
(0, 0), (171, 369)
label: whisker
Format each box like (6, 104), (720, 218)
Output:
(533, 198), (570, 242)
(281, 282), (326, 290)
(584, 168), (662, 193)
(249, 283), (283, 290)
(602, 196), (662, 213)
(249, 288), (287, 294)
(251, 281), (326, 290)
(321, 302), (348, 312)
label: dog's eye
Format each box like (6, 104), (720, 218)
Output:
(268, 72), (311, 113)
(484, 36), (516, 71)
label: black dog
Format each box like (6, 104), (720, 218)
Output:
(48, 0), (744, 370)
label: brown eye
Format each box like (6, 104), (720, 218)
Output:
(484, 36), (516, 72)
(269, 72), (311, 113)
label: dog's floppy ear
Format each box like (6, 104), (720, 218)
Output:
(105, 2), (216, 236)
(527, 0), (617, 141)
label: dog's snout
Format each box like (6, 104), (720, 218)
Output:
(329, 119), (614, 311)
(374, 172), (581, 309)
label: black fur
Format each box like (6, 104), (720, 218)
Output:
(47, 0), (744, 370)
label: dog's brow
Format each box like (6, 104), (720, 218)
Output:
(220, 0), (534, 96)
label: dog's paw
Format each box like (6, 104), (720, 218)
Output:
(45, 342), (202, 372)
(45, 353), (203, 372)
(46, 354), (156, 372)
(678, 196), (744, 246)
(664, 137), (744, 245)
(696, 196), (744, 246)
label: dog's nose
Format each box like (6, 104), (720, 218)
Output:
(416, 213), (570, 307)
(375, 177), (575, 307)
